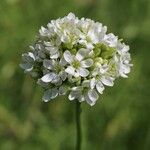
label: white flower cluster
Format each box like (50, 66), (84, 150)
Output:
(20, 13), (132, 106)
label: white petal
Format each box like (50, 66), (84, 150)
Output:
(44, 41), (53, 47)
(51, 88), (59, 99)
(42, 90), (51, 102)
(119, 63), (131, 78)
(63, 50), (73, 63)
(51, 75), (61, 84)
(42, 88), (58, 102)
(78, 96), (85, 102)
(61, 34), (69, 43)
(41, 73), (56, 83)
(60, 57), (67, 66)
(37, 79), (49, 88)
(67, 12), (76, 20)
(85, 95), (95, 106)
(117, 43), (129, 54)
(99, 65), (109, 74)
(59, 71), (67, 81)
(39, 26), (49, 37)
(87, 89), (99, 106)
(28, 52), (35, 60)
(96, 81), (105, 94)
(68, 92), (76, 101)
(22, 53), (34, 62)
(124, 66), (130, 74)
(29, 46), (34, 50)
(50, 52), (60, 59)
(119, 67), (128, 78)
(42, 69), (50, 75)
(104, 33), (117, 47)
(88, 29), (98, 43)
(65, 66), (75, 76)
(20, 63), (33, 72)
(74, 72), (80, 77)
(90, 78), (96, 89)
(45, 47), (57, 54)
(77, 67), (89, 77)
(51, 47), (58, 55)
(59, 86), (68, 95)
(68, 87), (82, 101)
(120, 63), (131, 74)
(122, 45), (129, 53)
(82, 80), (90, 87)
(101, 76), (114, 86)
(76, 48), (87, 61)
(38, 51), (46, 59)
(72, 86), (82, 91)
(86, 43), (94, 49)
(43, 59), (53, 69)
(92, 68), (99, 76)
(81, 59), (93, 68)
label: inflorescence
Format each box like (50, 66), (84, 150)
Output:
(20, 13), (132, 106)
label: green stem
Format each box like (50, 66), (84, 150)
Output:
(76, 100), (82, 150)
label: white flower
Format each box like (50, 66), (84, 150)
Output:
(86, 89), (99, 106)
(64, 49), (93, 77)
(42, 85), (69, 102)
(20, 12), (132, 106)
(117, 42), (129, 55)
(39, 26), (51, 37)
(68, 86), (83, 101)
(68, 86), (99, 106)
(115, 52), (132, 78)
(90, 78), (105, 94)
(68, 80), (99, 106)
(20, 52), (35, 72)
(41, 59), (67, 85)
(104, 33), (118, 47)
(90, 64), (115, 94)
(78, 19), (107, 49)
(45, 46), (60, 59)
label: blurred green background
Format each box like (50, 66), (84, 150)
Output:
(0, 0), (150, 149)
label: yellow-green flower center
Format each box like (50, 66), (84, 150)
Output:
(72, 60), (81, 68)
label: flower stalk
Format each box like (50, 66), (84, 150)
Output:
(76, 100), (82, 150)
